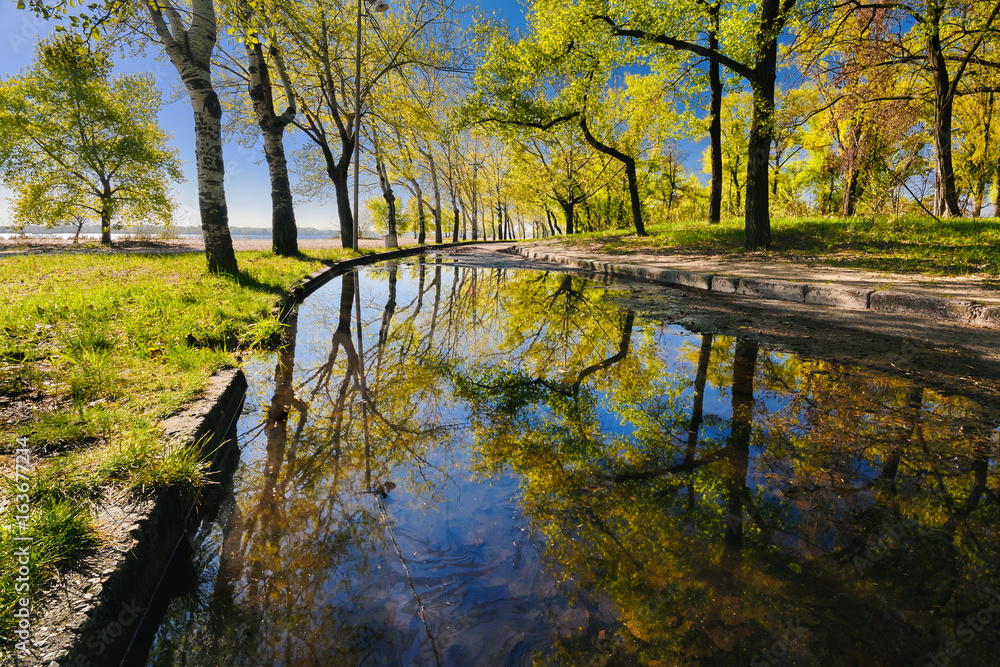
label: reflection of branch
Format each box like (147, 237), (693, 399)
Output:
(367, 401), (450, 438)
(581, 506), (640, 569)
(611, 448), (730, 482)
(376, 496), (443, 667)
(572, 312), (635, 396)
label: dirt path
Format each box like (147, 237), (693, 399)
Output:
(518, 239), (1000, 306)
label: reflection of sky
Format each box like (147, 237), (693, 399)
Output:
(147, 261), (1000, 665)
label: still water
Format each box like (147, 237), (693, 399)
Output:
(143, 257), (1000, 666)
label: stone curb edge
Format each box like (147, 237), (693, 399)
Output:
(36, 369), (247, 667)
(277, 240), (514, 323)
(516, 247), (1000, 330)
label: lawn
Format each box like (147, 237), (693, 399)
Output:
(0, 248), (353, 639)
(546, 215), (1000, 277)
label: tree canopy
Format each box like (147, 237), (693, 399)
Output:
(0, 37), (182, 245)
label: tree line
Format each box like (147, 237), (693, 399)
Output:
(7, 0), (1000, 272)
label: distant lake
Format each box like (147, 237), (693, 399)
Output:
(0, 233), (342, 241)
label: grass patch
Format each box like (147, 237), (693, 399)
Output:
(0, 247), (354, 641)
(546, 215), (1000, 276)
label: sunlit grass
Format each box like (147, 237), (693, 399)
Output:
(545, 215), (1000, 276)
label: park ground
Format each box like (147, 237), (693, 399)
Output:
(1, 213), (999, 645)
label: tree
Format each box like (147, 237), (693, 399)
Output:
(231, 4), (301, 256)
(703, 90), (751, 215)
(470, 13), (652, 237)
(145, 0), (240, 273)
(597, 0), (799, 249)
(274, 0), (458, 249)
(804, 0), (1000, 218)
(0, 37), (182, 245)
(954, 89), (998, 216)
(516, 129), (609, 234)
(800, 11), (929, 218)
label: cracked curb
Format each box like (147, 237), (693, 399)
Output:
(515, 247), (1000, 329)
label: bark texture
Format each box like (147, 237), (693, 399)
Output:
(247, 40), (298, 255)
(147, 0), (237, 274)
(707, 4), (723, 224)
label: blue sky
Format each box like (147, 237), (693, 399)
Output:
(0, 1), (530, 232)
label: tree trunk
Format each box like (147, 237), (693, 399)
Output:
(724, 338), (758, 551)
(684, 333), (713, 510)
(558, 198), (574, 235)
(927, 5), (962, 218)
(246, 40), (297, 256)
(414, 183), (427, 244)
(744, 76), (775, 250)
(373, 134), (398, 249)
(468, 178), (479, 241)
(772, 149), (781, 198)
(708, 4), (723, 224)
(425, 146), (443, 244)
(545, 208), (559, 235)
(842, 168), (860, 217)
(191, 86), (239, 271)
(261, 128), (297, 254)
(579, 117), (646, 236)
(742, 0), (789, 250)
(147, 0), (238, 274)
(460, 199), (468, 241)
(99, 191), (112, 246)
(73, 216), (84, 243)
(322, 142), (356, 249)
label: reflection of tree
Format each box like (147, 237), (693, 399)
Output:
(149, 261), (1000, 666)
(724, 339), (758, 554)
(684, 334), (713, 510)
(459, 314), (1000, 665)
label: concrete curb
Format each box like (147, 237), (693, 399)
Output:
(277, 240), (512, 323)
(516, 247), (999, 329)
(35, 369), (247, 667)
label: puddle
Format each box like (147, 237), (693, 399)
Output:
(139, 257), (1000, 666)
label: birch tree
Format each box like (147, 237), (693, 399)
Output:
(146, 0), (240, 273)
(17, 0), (240, 272)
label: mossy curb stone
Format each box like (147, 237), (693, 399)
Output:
(28, 369), (246, 667)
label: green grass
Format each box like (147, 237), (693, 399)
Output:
(544, 215), (1000, 277)
(0, 495), (101, 617)
(0, 247), (353, 640)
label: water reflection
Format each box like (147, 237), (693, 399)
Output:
(145, 259), (1000, 666)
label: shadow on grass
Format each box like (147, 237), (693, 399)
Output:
(215, 269), (287, 296)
